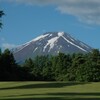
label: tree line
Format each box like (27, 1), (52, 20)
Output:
(0, 48), (100, 82)
(0, 49), (28, 81)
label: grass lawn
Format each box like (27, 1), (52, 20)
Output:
(0, 82), (100, 100)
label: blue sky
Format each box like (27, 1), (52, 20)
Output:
(0, 0), (100, 50)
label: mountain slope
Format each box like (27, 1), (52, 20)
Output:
(12, 32), (92, 63)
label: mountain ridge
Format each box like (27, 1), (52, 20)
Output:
(12, 32), (92, 63)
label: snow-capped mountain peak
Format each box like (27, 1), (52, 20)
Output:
(58, 32), (64, 37)
(43, 32), (65, 52)
(12, 32), (92, 63)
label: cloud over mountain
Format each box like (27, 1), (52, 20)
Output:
(1, 0), (100, 25)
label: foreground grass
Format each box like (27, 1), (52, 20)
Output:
(0, 82), (100, 100)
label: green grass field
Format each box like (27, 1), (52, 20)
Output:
(0, 82), (100, 100)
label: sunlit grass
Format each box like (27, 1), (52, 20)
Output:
(0, 82), (100, 100)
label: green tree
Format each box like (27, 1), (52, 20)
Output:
(70, 51), (100, 82)
(90, 49), (100, 62)
(51, 53), (72, 81)
(68, 53), (85, 81)
(0, 49), (20, 80)
(42, 57), (53, 81)
(22, 58), (35, 80)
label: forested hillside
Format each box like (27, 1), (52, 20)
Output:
(0, 49), (100, 82)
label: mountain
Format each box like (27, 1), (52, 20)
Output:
(12, 32), (92, 63)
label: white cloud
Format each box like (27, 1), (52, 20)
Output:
(2, 43), (17, 49)
(1, 0), (100, 25)
(0, 37), (17, 50)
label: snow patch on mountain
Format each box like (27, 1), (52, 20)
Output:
(58, 32), (64, 37)
(49, 34), (53, 37)
(33, 47), (38, 52)
(13, 34), (49, 53)
(62, 35), (87, 52)
(43, 36), (59, 52)
(70, 38), (75, 42)
(68, 45), (70, 47)
(33, 34), (49, 41)
(60, 45), (62, 48)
